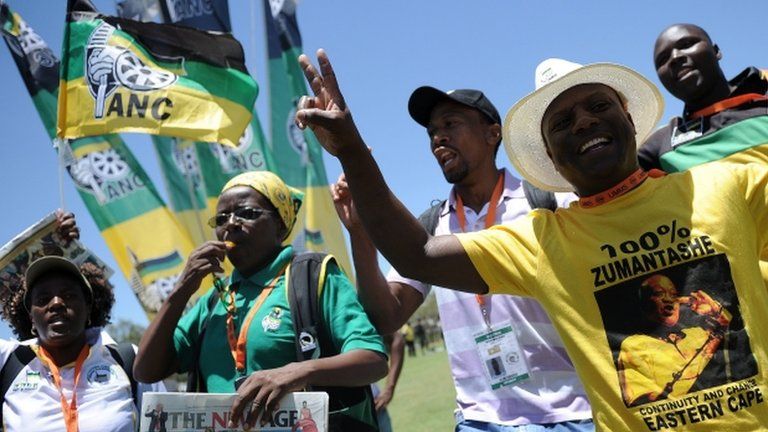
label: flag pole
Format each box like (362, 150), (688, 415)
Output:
(54, 138), (67, 211)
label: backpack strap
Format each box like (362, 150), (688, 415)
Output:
(286, 252), (379, 431)
(0, 343), (142, 417)
(106, 342), (138, 405)
(522, 180), (558, 211)
(0, 344), (36, 423)
(420, 183), (557, 231)
(416, 200), (446, 235)
(287, 252), (330, 362)
(186, 292), (219, 393)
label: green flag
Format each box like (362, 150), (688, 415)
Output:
(1, 3), (201, 316)
(263, 0), (352, 273)
(58, 0), (257, 147)
(113, 0), (276, 245)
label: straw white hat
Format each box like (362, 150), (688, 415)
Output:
(503, 58), (664, 192)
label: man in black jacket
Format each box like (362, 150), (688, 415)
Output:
(639, 23), (768, 172)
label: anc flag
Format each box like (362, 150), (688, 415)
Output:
(263, 0), (353, 275)
(655, 68), (768, 172)
(1, 3), (202, 316)
(114, 0), (276, 245)
(160, 0), (232, 31)
(57, 0), (256, 147)
(1, 2), (59, 136)
(116, 0), (165, 23)
(659, 115), (768, 172)
(117, 0), (231, 31)
(658, 109), (768, 173)
(59, 136), (200, 315)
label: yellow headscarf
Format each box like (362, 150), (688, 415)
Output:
(221, 171), (304, 237)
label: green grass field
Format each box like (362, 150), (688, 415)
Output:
(382, 347), (457, 431)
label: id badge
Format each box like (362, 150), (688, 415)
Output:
(670, 118), (704, 148)
(474, 322), (530, 390)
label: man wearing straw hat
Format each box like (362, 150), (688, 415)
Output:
(332, 86), (592, 431)
(295, 49), (768, 430)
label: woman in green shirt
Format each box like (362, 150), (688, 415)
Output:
(134, 171), (387, 430)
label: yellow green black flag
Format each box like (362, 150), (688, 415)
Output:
(2, 3), (202, 317)
(263, 0), (353, 275)
(57, 0), (257, 147)
(113, 0), (276, 247)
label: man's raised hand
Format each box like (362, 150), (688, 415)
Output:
(296, 49), (364, 157)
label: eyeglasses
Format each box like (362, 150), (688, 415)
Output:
(208, 207), (271, 228)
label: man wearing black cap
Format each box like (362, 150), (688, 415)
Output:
(332, 86), (592, 431)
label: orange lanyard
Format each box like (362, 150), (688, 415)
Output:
(37, 344), (91, 432)
(225, 268), (286, 372)
(455, 171), (504, 329)
(455, 171), (505, 234)
(578, 169), (665, 208)
(689, 93), (768, 119)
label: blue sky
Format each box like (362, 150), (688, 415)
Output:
(0, 0), (766, 338)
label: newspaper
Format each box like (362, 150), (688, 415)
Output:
(0, 212), (113, 303)
(140, 391), (329, 432)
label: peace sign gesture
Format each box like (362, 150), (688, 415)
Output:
(296, 49), (364, 157)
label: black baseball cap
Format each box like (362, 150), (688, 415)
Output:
(24, 256), (92, 309)
(408, 86), (501, 128)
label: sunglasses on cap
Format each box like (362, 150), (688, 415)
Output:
(208, 207), (272, 228)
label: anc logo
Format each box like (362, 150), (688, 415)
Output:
(262, 307), (283, 332)
(11, 370), (41, 392)
(5, 13), (57, 68)
(66, 146), (142, 203)
(3, 12), (59, 93)
(67, 147), (145, 204)
(171, 140), (203, 189)
(85, 22), (177, 119)
(209, 124), (267, 173)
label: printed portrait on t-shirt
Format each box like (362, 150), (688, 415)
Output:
(594, 254), (757, 408)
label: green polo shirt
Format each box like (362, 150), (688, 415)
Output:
(174, 245), (386, 392)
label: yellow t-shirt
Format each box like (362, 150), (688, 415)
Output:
(458, 163), (768, 431)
